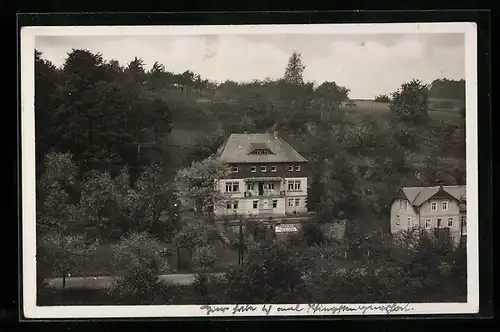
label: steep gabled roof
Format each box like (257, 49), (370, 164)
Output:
(400, 185), (466, 207)
(217, 133), (307, 163)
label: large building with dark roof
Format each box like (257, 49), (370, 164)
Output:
(390, 185), (467, 246)
(214, 131), (308, 219)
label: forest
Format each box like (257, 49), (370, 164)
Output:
(34, 49), (467, 305)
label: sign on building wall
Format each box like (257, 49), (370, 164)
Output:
(275, 224), (298, 233)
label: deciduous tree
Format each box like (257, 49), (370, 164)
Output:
(40, 233), (100, 289)
(389, 79), (430, 123)
(107, 232), (171, 304)
(173, 156), (230, 214)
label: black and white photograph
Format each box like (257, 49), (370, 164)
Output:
(21, 23), (478, 318)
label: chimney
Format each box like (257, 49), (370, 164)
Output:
(273, 130), (278, 139)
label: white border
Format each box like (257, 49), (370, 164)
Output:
(21, 22), (479, 319)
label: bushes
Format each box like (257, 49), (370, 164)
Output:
(298, 222), (327, 246)
(221, 241), (309, 304)
(105, 232), (172, 304)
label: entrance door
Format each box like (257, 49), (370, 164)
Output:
(258, 182), (264, 196)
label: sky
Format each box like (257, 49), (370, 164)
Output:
(35, 33), (465, 100)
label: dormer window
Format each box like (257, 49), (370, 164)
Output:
(248, 143), (274, 155)
(231, 166), (239, 173)
(252, 149), (272, 155)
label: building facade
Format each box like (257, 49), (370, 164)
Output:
(390, 185), (467, 246)
(214, 131), (308, 219)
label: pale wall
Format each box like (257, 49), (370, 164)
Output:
(390, 197), (464, 245)
(216, 177), (308, 217)
(419, 199), (462, 244)
(390, 198), (418, 233)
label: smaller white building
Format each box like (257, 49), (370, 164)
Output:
(390, 185), (467, 246)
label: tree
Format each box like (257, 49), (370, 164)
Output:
(40, 233), (100, 289)
(427, 78), (465, 101)
(223, 241), (309, 303)
(77, 168), (136, 238)
(173, 217), (221, 263)
(132, 163), (172, 235)
(145, 98), (172, 146)
(283, 51), (306, 85)
(298, 222), (327, 247)
(35, 50), (61, 171)
(107, 232), (171, 304)
(38, 50), (169, 171)
(173, 156), (230, 214)
(192, 244), (217, 273)
(315, 81), (351, 121)
(374, 94), (391, 103)
(389, 79), (430, 123)
(37, 152), (80, 234)
(125, 57), (146, 82)
(62, 49), (107, 86)
(187, 130), (227, 164)
(316, 154), (358, 220)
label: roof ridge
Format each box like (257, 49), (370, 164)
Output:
(410, 187), (426, 204)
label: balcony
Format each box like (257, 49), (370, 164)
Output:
(244, 190), (286, 198)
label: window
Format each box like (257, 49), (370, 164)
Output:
(231, 166), (239, 173)
(431, 202), (438, 211)
(260, 165), (267, 172)
(407, 217), (411, 227)
(436, 218), (443, 228)
(246, 183), (253, 191)
(226, 202), (231, 209)
(447, 217), (453, 227)
(271, 165), (277, 172)
(272, 200), (278, 208)
(233, 201), (239, 210)
(288, 199), (294, 207)
(396, 215), (400, 225)
(294, 181), (301, 190)
(295, 198), (300, 206)
(250, 166), (257, 173)
(252, 149), (271, 155)
(295, 165), (300, 171)
(425, 218), (431, 228)
(403, 200), (408, 210)
(442, 201), (449, 211)
(252, 201), (258, 209)
(288, 165), (294, 172)
(269, 183), (275, 190)
(287, 180), (301, 191)
(225, 181), (239, 192)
